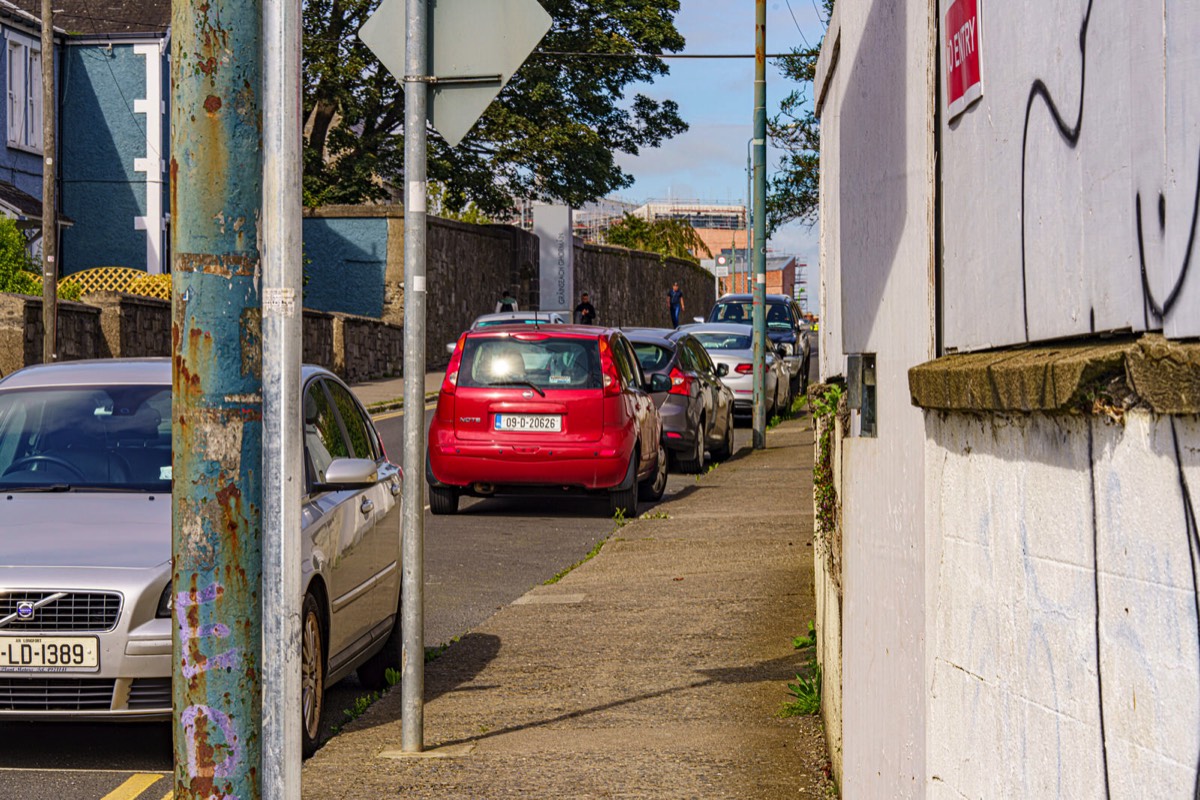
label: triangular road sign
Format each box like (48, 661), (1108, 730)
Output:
(360, 0), (553, 147)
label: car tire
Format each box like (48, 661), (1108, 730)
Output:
(357, 589), (402, 691)
(301, 592), (326, 759)
(674, 417), (706, 474)
(711, 411), (735, 461)
(608, 450), (639, 517)
(639, 444), (668, 501)
(428, 484), (459, 515)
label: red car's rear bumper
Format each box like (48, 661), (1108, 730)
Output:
(428, 426), (633, 490)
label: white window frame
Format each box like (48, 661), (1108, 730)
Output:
(6, 32), (42, 153)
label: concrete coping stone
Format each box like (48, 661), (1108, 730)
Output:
(908, 333), (1200, 415)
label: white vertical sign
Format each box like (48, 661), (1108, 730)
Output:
(534, 204), (574, 311)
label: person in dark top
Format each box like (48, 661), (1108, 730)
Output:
(495, 289), (518, 313)
(574, 292), (597, 325)
(667, 281), (685, 328)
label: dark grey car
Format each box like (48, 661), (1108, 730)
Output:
(0, 359), (402, 757)
(624, 329), (735, 474)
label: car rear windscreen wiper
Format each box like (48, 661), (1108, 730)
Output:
(0, 483), (75, 493)
(485, 380), (546, 398)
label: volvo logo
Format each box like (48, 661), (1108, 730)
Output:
(16, 601), (34, 620)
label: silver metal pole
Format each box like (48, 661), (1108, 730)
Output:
(745, 138), (752, 295)
(401, 0), (429, 753)
(261, 0), (303, 790)
(40, 0), (56, 362)
(752, 0), (768, 448)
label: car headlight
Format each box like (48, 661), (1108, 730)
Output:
(157, 581), (173, 618)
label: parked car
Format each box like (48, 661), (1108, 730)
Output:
(427, 325), (669, 516)
(0, 359), (402, 757)
(702, 294), (811, 396)
(446, 311), (569, 354)
(672, 323), (788, 418)
(623, 328), (735, 473)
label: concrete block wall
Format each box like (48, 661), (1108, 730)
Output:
(925, 410), (1200, 797)
(0, 293), (103, 377)
(574, 243), (716, 330)
(88, 291), (171, 358)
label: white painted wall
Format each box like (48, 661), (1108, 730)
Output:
(926, 411), (1200, 798)
(940, 0), (1200, 350)
(814, 0), (937, 794)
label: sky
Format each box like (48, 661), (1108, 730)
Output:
(614, 0), (829, 297)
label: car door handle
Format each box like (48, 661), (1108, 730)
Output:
(389, 482), (401, 496)
(360, 498), (375, 516)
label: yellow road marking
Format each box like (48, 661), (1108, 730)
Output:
(100, 774), (164, 800)
(372, 401), (437, 422)
(160, 791), (174, 800)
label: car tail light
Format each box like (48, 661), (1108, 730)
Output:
(735, 363), (753, 375)
(598, 338), (622, 397)
(442, 333), (467, 395)
(668, 366), (692, 396)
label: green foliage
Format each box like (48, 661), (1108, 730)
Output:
(0, 217), (39, 296)
(811, 384), (844, 547)
(58, 280), (82, 302)
(302, 0), (688, 215)
(792, 620), (817, 650)
(766, 0), (836, 234)
(544, 536), (608, 585)
(640, 510), (670, 520)
(384, 667), (402, 687)
(343, 691), (380, 722)
(779, 662), (822, 717)
(603, 213), (711, 262)
(427, 182), (493, 225)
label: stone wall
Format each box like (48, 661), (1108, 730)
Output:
(88, 291), (171, 358)
(574, 243), (716, 330)
(0, 292), (102, 377)
(303, 309), (335, 372)
(337, 314), (403, 383)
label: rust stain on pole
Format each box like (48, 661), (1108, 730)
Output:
(170, 0), (264, 795)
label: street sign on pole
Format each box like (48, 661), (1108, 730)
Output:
(360, 0), (552, 147)
(359, 0), (552, 754)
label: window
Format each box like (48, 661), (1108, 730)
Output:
(459, 337), (601, 391)
(7, 34), (41, 151)
(326, 380), (377, 461)
(304, 381), (350, 484)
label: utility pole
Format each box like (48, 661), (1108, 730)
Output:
(40, 0), (55, 362)
(751, 0), (768, 449)
(400, 0), (429, 753)
(261, 0), (303, 792)
(170, 0), (264, 795)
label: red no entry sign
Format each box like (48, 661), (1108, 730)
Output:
(945, 0), (983, 120)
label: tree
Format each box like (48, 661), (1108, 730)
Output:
(303, 0), (689, 215)
(0, 217), (39, 296)
(603, 213), (711, 263)
(766, 0), (835, 234)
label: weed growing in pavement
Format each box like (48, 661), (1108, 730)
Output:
(543, 536), (608, 585)
(779, 661), (822, 717)
(640, 510), (670, 520)
(334, 665), (404, 728)
(767, 414), (783, 430)
(612, 507), (628, 527)
(792, 620), (817, 650)
(424, 636), (461, 663)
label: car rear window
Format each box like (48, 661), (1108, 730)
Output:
(459, 336), (602, 391)
(632, 343), (672, 372)
(694, 332), (752, 350)
(475, 318), (545, 328)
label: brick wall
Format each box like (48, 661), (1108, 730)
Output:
(574, 243), (717, 329)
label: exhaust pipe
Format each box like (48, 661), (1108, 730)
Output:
(473, 482), (496, 495)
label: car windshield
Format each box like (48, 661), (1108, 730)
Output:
(632, 343), (672, 372)
(694, 332), (753, 351)
(459, 337), (601, 391)
(710, 301), (793, 331)
(0, 385), (172, 492)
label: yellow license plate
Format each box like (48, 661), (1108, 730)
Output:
(0, 635), (100, 672)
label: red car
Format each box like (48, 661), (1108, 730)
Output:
(427, 325), (669, 516)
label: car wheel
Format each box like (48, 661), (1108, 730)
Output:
(301, 592), (326, 759)
(428, 484), (459, 515)
(608, 449), (639, 517)
(639, 444), (668, 501)
(674, 417), (706, 474)
(357, 589), (402, 691)
(711, 411), (735, 461)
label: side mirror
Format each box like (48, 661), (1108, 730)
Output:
(319, 457), (378, 490)
(446, 341), (457, 355)
(647, 373), (672, 394)
(716, 363), (729, 377)
(692, 316), (704, 324)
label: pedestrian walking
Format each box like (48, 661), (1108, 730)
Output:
(574, 291), (597, 325)
(667, 281), (685, 328)
(495, 289), (518, 313)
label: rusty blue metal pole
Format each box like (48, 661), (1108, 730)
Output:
(170, 0), (263, 795)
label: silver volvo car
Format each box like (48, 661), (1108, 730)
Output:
(0, 359), (402, 756)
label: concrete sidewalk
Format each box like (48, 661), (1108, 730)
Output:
(351, 370), (445, 414)
(302, 416), (830, 799)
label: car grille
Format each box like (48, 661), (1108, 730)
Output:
(0, 678), (114, 711)
(0, 591), (122, 632)
(127, 678), (171, 710)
